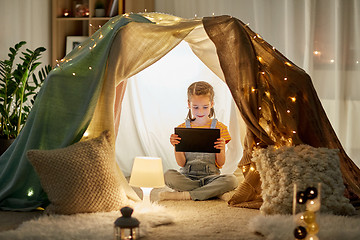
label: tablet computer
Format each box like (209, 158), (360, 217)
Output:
(174, 127), (220, 153)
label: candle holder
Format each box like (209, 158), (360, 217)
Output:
(293, 183), (321, 240)
(63, 8), (70, 17)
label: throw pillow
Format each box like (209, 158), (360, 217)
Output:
(27, 130), (128, 215)
(253, 144), (355, 215)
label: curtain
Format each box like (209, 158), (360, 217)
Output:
(115, 41), (243, 176)
(155, 0), (360, 168)
(0, 0), (51, 64)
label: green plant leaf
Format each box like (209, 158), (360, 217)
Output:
(0, 40), (50, 138)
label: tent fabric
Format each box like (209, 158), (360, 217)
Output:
(0, 12), (359, 211)
(202, 15), (360, 201)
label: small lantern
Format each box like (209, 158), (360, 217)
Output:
(114, 207), (140, 240)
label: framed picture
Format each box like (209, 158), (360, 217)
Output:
(66, 36), (88, 54)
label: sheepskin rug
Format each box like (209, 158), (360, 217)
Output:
(0, 202), (173, 240)
(249, 213), (360, 240)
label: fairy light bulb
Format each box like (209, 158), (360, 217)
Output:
(306, 199), (321, 212)
(290, 97), (296, 102)
(72, 72), (76, 76)
(287, 110), (291, 113)
(284, 77), (288, 81)
(27, 188), (34, 197)
(285, 62), (292, 66)
(88, 66), (92, 70)
(294, 226), (307, 239)
(297, 191), (307, 204)
(305, 187), (318, 200)
(303, 211), (316, 225)
(306, 222), (319, 235)
(307, 235), (319, 240)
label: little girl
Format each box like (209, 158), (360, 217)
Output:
(160, 81), (238, 201)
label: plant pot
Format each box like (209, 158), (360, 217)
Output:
(0, 138), (15, 156)
(95, 8), (105, 17)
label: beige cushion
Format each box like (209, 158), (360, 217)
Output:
(27, 130), (128, 215)
(253, 144), (355, 215)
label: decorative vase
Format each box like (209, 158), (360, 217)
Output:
(0, 138), (15, 156)
(95, 8), (105, 17)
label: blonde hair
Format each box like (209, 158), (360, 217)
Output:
(187, 81), (215, 121)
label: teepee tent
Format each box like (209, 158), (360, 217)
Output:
(0, 13), (359, 211)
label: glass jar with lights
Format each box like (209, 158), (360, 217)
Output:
(114, 206), (140, 240)
(293, 183), (321, 240)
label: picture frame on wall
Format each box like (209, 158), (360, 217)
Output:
(66, 36), (88, 54)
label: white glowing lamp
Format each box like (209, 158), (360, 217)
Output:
(129, 157), (165, 204)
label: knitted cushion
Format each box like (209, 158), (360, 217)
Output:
(253, 145), (355, 215)
(27, 130), (128, 215)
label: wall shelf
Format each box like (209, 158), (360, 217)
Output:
(51, 0), (154, 65)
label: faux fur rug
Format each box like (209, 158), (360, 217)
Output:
(0, 202), (173, 240)
(248, 214), (360, 240)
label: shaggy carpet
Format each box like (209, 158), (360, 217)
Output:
(1, 198), (358, 240)
(0, 200), (263, 240)
(249, 213), (360, 240)
(0, 202), (173, 240)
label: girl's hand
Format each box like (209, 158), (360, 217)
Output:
(170, 134), (181, 146)
(214, 137), (226, 151)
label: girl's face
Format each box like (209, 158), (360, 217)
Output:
(188, 94), (214, 120)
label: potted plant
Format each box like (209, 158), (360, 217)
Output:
(95, 1), (106, 17)
(0, 41), (51, 155)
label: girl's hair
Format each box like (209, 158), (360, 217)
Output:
(187, 81), (215, 121)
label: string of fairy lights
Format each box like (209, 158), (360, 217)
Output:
(245, 23), (299, 147)
(52, 13), (304, 147)
(52, 12), (358, 145)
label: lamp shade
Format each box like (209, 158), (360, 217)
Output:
(129, 157), (165, 188)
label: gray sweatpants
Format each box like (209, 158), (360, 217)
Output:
(164, 169), (238, 200)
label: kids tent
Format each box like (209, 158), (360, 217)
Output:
(0, 13), (359, 211)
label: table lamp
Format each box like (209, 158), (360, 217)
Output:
(129, 156), (165, 204)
